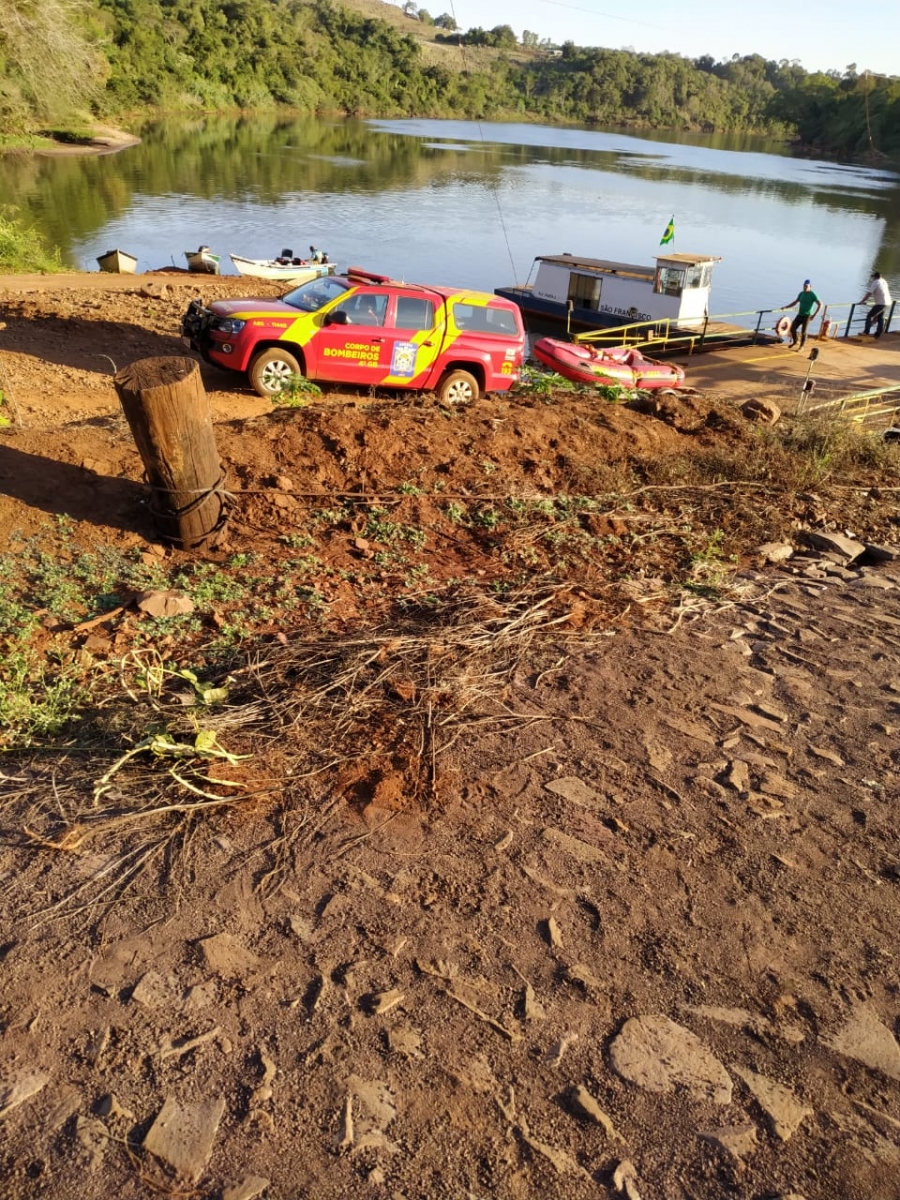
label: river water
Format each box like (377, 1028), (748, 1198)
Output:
(5, 114), (899, 321)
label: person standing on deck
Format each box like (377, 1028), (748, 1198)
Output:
(778, 280), (821, 349)
(861, 271), (892, 338)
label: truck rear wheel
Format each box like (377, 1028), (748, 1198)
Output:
(249, 347), (303, 397)
(437, 369), (479, 405)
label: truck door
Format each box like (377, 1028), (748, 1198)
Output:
(311, 290), (393, 385)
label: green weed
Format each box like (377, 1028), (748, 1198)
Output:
(269, 375), (322, 407)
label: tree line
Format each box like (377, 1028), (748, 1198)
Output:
(0, 0), (897, 160)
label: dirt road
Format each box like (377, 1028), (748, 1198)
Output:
(1, 274), (900, 1200)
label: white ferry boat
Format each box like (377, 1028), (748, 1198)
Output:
(495, 251), (721, 333)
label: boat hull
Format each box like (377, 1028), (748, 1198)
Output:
(185, 250), (220, 275)
(533, 338), (686, 389)
(97, 249), (138, 274)
(229, 255), (335, 283)
(495, 287), (633, 332)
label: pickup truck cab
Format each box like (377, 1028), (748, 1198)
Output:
(182, 267), (525, 403)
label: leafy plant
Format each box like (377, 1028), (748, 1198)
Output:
(0, 206), (62, 273)
(270, 375), (322, 407)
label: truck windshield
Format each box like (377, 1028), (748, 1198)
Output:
(282, 277), (349, 312)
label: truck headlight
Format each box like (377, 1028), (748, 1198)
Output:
(216, 318), (246, 335)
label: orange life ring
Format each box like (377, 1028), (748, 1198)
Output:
(775, 316), (791, 338)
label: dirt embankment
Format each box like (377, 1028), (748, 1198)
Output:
(1, 275), (900, 1200)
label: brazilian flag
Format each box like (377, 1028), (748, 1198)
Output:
(660, 216), (675, 246)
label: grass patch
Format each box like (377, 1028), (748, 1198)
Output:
(0, 204), (63, 273)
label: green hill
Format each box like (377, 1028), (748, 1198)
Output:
(1, 0), (898, 159)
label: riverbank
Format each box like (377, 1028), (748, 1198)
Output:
(0, 123), (140, 157)
(1, 273), (900, 1200)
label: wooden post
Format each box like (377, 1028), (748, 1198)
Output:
(115, 356), (227, 550)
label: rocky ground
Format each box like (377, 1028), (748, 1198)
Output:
(1, 275), (900, 1200)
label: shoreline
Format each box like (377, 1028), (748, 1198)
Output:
(34, 125), (142, 157)
(1, 124), (141, 158)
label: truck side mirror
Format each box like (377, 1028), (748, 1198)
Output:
(324, 310), (349, 326)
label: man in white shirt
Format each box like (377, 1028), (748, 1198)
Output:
(861, 271), (892, 338)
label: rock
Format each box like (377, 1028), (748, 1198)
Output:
(75, 1115), (108, 1171)
(733, 1065), (812, 1141)
(609, 1015), (732, 1104)
(0, 1069), (50, 1118)
(757, 542), (794, 563)
(131, 969), (178, 1009)
(158, 1026), (221, 1060)
(545, 1032), (578, 1067)
(44, 1084), (81, 1131)
(759, 771), (798, 800)
(223, 1175), (270, 1200)
(825, 1006), (900, 1080)
(349, 1077), (396, 1131)
(365, 988), (405, 1015)
(198, 931), (260, 977)
(565, 963), (603, 993)
(751, 702), (789, 722)
(567, 1085), (623, 1141)
(387, 1024), (422, 1058)
(544, 916), (563, 948)
(612, 1158), (644, 1199)
(544, 776), (601, 809)
(808, 745), (844, 766)
(741, 397), (781, 424)
(800, 530), (866, 563)
(722, 760), (750, 792)
(273, 475), (294, 491)
(699, 1123), (758, 1161)
(140, 281), (169, 299)
(523, 981), (547, 1021)
(135, 589), (195, 618)
(849, 574), (895, 590)
(862, 543), (900, 563)
(96, 1093), (136, 1123)
(143, 1095), (226, 1182)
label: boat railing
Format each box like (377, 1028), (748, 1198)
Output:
(800, 382), (900, 425)
(813, 299), (896, 339)
(573, 310), (779, 354)
(571, 300), (896, 354)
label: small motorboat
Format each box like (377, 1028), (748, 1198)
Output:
(229, 249), (335, 283)
(185, 246), (220, 274)
(533, 337), (686, 389)
(96, 248), (138, 274)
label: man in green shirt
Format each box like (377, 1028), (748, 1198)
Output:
(779, 279), (822, 349)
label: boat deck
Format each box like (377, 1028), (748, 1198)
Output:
(671, 330), (900, 420)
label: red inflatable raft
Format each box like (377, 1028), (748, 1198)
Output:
(533, 338), (686, 389)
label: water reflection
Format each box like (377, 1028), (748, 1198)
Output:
(3, 114), (898, 310)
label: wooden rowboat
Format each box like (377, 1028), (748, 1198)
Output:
(185, 246), (220, 274)
(533, 337), (686, 389)
(229, 252), (335, 283)
(96, 248), (138, 274)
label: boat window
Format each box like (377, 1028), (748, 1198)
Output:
(567, 273), (602, 310)
(451, 303), (519, 336)
(283, 276), (348, 312)
(331, 290), (390, 327)
(395, 297), (435, 330)
(684, 264), (712, 289)
(655, 267), (685, 297)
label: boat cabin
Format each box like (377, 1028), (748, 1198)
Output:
(498, 251), (721, 331)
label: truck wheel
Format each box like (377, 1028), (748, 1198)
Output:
(249, 347), (303, 397)
(437, 369), (479, 405)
